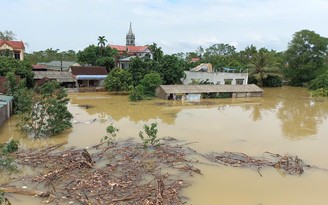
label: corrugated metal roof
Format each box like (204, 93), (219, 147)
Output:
(158, 84), (263, 94)
(37, 61), (78, 71)
(0, 95), (14, 102)
(38, 61), (77, 67)
(33, 71), (75, 82)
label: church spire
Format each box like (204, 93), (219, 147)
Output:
(128, 22), (133, 34)
(126, 22), (135, 46)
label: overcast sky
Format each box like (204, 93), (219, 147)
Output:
(1, 0), (327, 54)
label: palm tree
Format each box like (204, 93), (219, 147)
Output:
(97, 36), (107, 56)
(248, 49), (281, 87)
(97, 36), (107, 49)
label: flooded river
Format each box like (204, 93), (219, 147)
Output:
(1, 86), (328, 204)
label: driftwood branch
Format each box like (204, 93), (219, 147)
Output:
(0, 187), (50, 197)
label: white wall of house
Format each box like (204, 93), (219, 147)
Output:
(136, 48), (153, 59)
(182, 71), (248, 85)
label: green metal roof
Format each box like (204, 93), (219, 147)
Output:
(0, 95), (14, 103)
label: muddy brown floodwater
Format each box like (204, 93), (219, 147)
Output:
(1, 86), (328, 204)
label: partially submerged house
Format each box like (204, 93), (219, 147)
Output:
(183, 63), (248, 85)
(70, 66), (108, 91)
(33, 71), (76, 87)
(0, 40), (25, 60)
(0, 95), (13, 127)
(156, 84), (263, 100)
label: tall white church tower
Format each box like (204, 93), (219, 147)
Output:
(126, 22), (135, 46)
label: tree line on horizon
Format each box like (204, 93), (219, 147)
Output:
(1, 29), (328, 93)
(1, 28), (328, 138)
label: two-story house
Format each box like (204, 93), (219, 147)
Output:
(0, 40), (25, 60)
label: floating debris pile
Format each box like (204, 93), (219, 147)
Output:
(3, 139), (201, 204)
(205, 151), (311, 176)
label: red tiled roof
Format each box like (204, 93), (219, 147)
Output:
(0, 40), (25, 49)
(127, 45), (149, 53)
(109, 45), (149, 53)
(191, 58), (200, 62)
(70, 66), (108, 76)
(110, 45), (127, 52)
(32, 64), (47, 69)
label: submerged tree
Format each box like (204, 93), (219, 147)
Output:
(139, 72), (163, 97)
(105, 68), (132, 93)
(284, 29), (328, 86)
(18, 81), (73, 138)
(248, 48), (281, 87)
(5, 72), (32, 113)
(158, 55), (185, 85)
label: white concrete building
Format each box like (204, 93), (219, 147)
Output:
(183, 71), (248, 85)
(182, 63), (248, 85)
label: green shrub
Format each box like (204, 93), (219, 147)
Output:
(308, 72), (328, 90)
(139, 72), (163, 97)
(263, 75), (282, 87)
(101, 124), (119, 145)
(0, 139), (19, 172)
(1, 139), (19, 154)
(139, 122), (160, 148)
(310, 88), (328, 98)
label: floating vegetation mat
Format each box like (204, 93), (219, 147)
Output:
(0, 140), (317, 204)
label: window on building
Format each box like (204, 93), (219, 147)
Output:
(14, 52), (20, 60)
(236, 79), (244, 85)
(224, 79), (232, 85)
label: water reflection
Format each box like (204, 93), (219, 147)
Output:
(2, 87), (328, 144)
(274, 87), (328, 139)
(69, 93), (179, 125)
(70, 88), (328, 140)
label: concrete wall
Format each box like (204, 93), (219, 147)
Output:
(0, 105), (8, 127)
(156, 87), (169, 100)
(183, 71), (248, 85)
